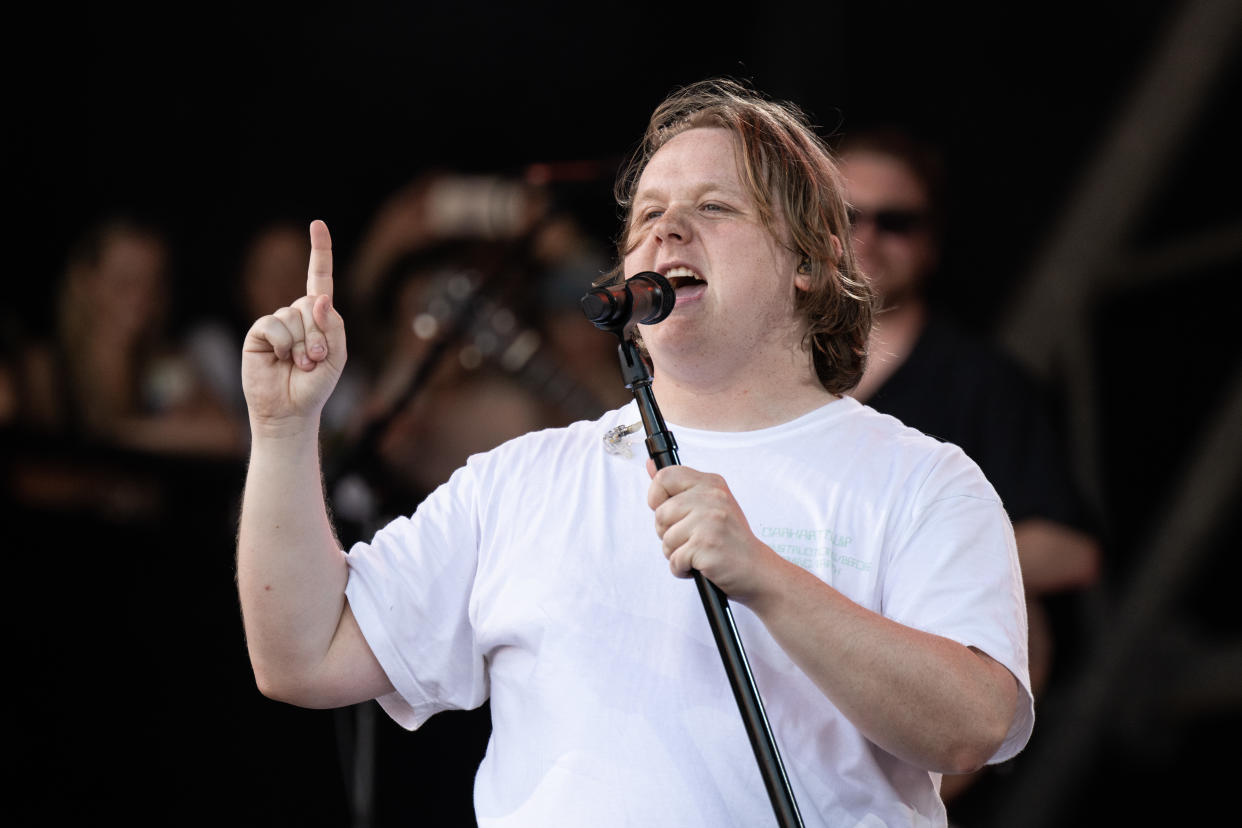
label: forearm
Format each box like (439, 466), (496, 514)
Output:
(236, 422), (350, 699)
(1013, 518), (1101, 594)
(647, 464), (1020, 772)
(744, 554), (1019, 774)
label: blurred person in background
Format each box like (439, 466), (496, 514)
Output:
(344, 236), (555, 515)
(20, 215), (246, 459)
(333, 171), (626, 514)
(837, 126), (1103, 811)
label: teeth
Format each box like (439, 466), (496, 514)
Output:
(665, 266), (703, 282)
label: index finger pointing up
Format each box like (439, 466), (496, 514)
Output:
(306, 219), (333, 300)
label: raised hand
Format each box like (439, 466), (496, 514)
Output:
(242, 219), (347, 436)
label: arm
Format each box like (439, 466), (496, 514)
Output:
(1014, 518), (1101, 695)
(648, 463), (1019, 775)
(236, 219), (393, 708)
(1013, 517), (1101, 594)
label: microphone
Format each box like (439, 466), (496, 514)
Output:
(580, 271), (676, 330)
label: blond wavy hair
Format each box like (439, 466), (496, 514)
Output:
(609, 78), (875, 394)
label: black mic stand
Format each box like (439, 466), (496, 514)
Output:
(602, 321), (805, 828)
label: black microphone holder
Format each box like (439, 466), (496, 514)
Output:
(586, 294), (805, 828)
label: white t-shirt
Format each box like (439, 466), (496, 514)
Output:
(345, 396), (1033, 827)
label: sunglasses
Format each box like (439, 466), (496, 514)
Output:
(846, 206), (928, 236)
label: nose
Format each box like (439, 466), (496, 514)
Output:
(848, 216), (876, 246)
(653, 204), (690, 244)
(847, 221), (878, 268)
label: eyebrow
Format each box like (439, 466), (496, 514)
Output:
(632, 178), (750, 209)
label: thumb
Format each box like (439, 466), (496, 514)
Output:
(646, 458), (658, 479)
(312, 292), (336, 328)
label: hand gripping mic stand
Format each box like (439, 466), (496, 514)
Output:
(581, 272), (805, 828)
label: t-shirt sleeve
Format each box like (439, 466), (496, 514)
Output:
(344, 463), (489, 730)
(881, 446), (1036, 764)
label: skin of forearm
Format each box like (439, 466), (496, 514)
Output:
(743, 551), (1019, 775)
(1013, 518), (1102, 594)
(236, 425), (350, 703)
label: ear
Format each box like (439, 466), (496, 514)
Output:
(795, 256), (813, 292)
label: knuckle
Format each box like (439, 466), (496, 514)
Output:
(273, 307), (300, 327)
(263, 320), (291, 345)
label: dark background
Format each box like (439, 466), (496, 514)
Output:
(8, 1), (1241, 825)
(14, 0), (1212, 326)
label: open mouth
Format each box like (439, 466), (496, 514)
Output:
(665, 266), (705, 290)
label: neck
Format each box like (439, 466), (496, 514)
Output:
(852, 297), (928, 403)
(648, 346), (836, 431)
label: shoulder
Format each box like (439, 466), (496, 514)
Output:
(840, 397), (1001, 501)
(839, 394), (947, 452)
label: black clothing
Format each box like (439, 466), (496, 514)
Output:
(867, 314), (1093, 532)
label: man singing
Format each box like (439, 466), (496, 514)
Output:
(237, 78), (1031, 826)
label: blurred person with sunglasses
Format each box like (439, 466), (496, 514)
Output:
(838, 127), (1103, 819)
